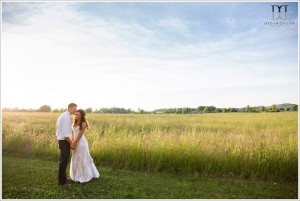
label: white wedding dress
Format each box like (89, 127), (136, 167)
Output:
(70, 126), (100, 183)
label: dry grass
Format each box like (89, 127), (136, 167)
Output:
(2, 112), (298, 181)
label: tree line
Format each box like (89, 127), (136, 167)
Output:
(2, 104), (298, 114)
(159, 104), (298, 114)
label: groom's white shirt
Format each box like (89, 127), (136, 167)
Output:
(56, 111), (72, 140)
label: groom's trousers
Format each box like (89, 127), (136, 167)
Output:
(58, 140), (70, 185)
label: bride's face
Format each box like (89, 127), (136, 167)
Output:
(74, 112), (81, 120)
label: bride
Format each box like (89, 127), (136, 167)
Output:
(70, 109), (100, 183)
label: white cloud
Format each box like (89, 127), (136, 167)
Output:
(1, 2), (298, 110)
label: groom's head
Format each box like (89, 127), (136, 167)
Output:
(68, 103), (77, 115)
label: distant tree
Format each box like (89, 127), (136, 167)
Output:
(99, 108), (110, 113)
(137, 108), (145, 114)
(58, 108), (66, 113)
(196, 106), (205, 113)
(246, 105), (252, 113)
(222, 108), (226, 113)
(259, 106), (265, 112)
(52, 108), (59, 113)
(190, 108), (197, 114)
(175, 108), (182, 114)
(165, 108), (173, 114)
(97, 107), (133, 114)
(215, 108), (222, 113)
(38, 105), (51, 112)
(203, 106), (209, 113)
(230, 108), (237, 112)
(292, 105), (298, 111)
(270, 104), (277, 112)
(85, 107), (93, 113)
(210, 106), (216, 113)
(182, 107), (188, 114)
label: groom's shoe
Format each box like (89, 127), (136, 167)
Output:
(61, 183), (70, 187)
(67, 178), (74, 183)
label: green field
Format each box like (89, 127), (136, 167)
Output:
(2, 155), (297, 199)
(2, 112), (298, 198)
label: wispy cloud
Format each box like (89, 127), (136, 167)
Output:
(2, 2), (298, 110)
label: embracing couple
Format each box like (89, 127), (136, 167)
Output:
(56, 103), (100, 187)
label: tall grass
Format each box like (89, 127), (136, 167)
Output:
(2, 112), (298, 181)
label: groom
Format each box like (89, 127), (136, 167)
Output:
(56, 103), (77, 187)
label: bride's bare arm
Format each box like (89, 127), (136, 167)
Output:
(73, 122), (87, 145)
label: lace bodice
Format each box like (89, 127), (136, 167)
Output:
(73, 125), (84, 139)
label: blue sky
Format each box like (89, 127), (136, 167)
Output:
(1, 2), (298, 111)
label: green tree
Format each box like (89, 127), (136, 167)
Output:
(182, 107), (188, 114)
(270, 104), (277, 112)
(215, 108), (222, 113)
(230, 108), (237, 112)
(52, 109), (59, 113)
(211, 106), (216, 113)
(292, 105), (298, 111)
(246, 105), (252, 113)
(203, 106), (209, 113)
(38, 105), (51, 112)
(137, 108), (145, 114)
(196, 106), (205, 113)
(85, 107), (93, 113)
(165, 108), (176, 114)
(259, 106), (265, 112)
(175, 108), (182, 114)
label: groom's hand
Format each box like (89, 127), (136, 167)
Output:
(71, 142), (77, 149)
(70, 143), (75, 150)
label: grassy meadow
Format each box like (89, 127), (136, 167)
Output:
(3, 155), (297, 199)
(2, 112), (298, 182)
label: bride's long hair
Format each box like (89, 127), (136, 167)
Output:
(73, 109), (89, 130)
